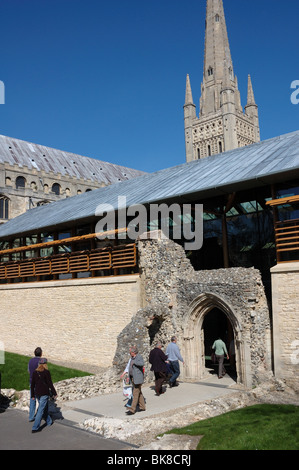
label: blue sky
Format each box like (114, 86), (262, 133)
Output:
(0, 0), (298, 173)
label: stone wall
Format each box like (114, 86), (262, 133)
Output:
(271, 263), (299, 391)
(0, 161), (104, 222)
(0, 275), (141, 370)
(114, 233), (272, 389)
(0, 232), (276, 390)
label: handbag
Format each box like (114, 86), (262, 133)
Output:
(122, 374), (132, 398)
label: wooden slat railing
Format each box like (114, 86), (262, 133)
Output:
(266, 196), (299, 263)
(0, 244), (137, 281)
(274, 218), (299, 262)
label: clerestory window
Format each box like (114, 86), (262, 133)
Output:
(16, 176), (26, 189)
(52, 183), (61, 195)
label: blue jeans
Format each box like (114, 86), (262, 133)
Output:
(169, 360), (180, 384)
(29, 387), (37, 421)
(32, 395), (52, 431)
(126, 396), (133, 407)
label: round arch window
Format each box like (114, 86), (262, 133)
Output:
(52, 183), (61, 195)
(16, 176), (26, 189)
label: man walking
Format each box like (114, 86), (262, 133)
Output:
(149, 341), (168, 396)
(212, 337), (229, 379)
(126, 346), (146, 415)
(166, 336), (184, 387)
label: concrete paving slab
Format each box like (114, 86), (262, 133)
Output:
(0, 374), (238, 450)
(59, 374), (237, 424)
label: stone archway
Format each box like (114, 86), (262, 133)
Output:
(182, 292), (251, 388)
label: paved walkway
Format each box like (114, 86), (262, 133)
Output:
(59, 374), (237, 423)
(0, 374), (237, 450)
(0, 408), (135, 450)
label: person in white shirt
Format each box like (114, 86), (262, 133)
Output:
(166, 336), (184, 387)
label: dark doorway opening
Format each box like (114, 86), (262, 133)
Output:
(202, 308), (237, 380)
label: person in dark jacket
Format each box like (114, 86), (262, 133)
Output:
(30, 358), (57, 433)
(28, 347), (42, 422)
(149, 341), (168, 396)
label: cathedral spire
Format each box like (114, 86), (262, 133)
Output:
(201, 0), (235, 116)
(204, 0), (233, 83)
(246, 74), (256, 106)
(245, 74), (260, 143)
(185, 74), (194, 105)
(184, 0), (260, 162)
(184, 74), (196, 163)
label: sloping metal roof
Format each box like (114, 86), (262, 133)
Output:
(0, 130), (299, 239)
(0, 134), (146, 185)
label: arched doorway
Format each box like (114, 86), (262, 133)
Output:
(182, 293), (249, 387)
(202, 308), (236, 380)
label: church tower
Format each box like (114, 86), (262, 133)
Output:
(184, 0), (260, 162)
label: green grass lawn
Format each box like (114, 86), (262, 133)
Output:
(0, 351), (93, 391)
(166, 404), (299, 450)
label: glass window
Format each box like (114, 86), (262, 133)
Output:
(52, 183), (61, 195)
(16, 176), (26, 189)
(276, 181), (299, 222)
(0, 196), (9, 219)
(37, 200), (50, 206)
(240, 201), (263, 214)
(24, 235), (38, 258)
(40, 233), (54, 257)
(58, 232), (71, 253)
(76, 225), (91, 236)
(187, 189), (276, 299)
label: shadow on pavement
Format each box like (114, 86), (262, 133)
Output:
(0, 407), (136, 450)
